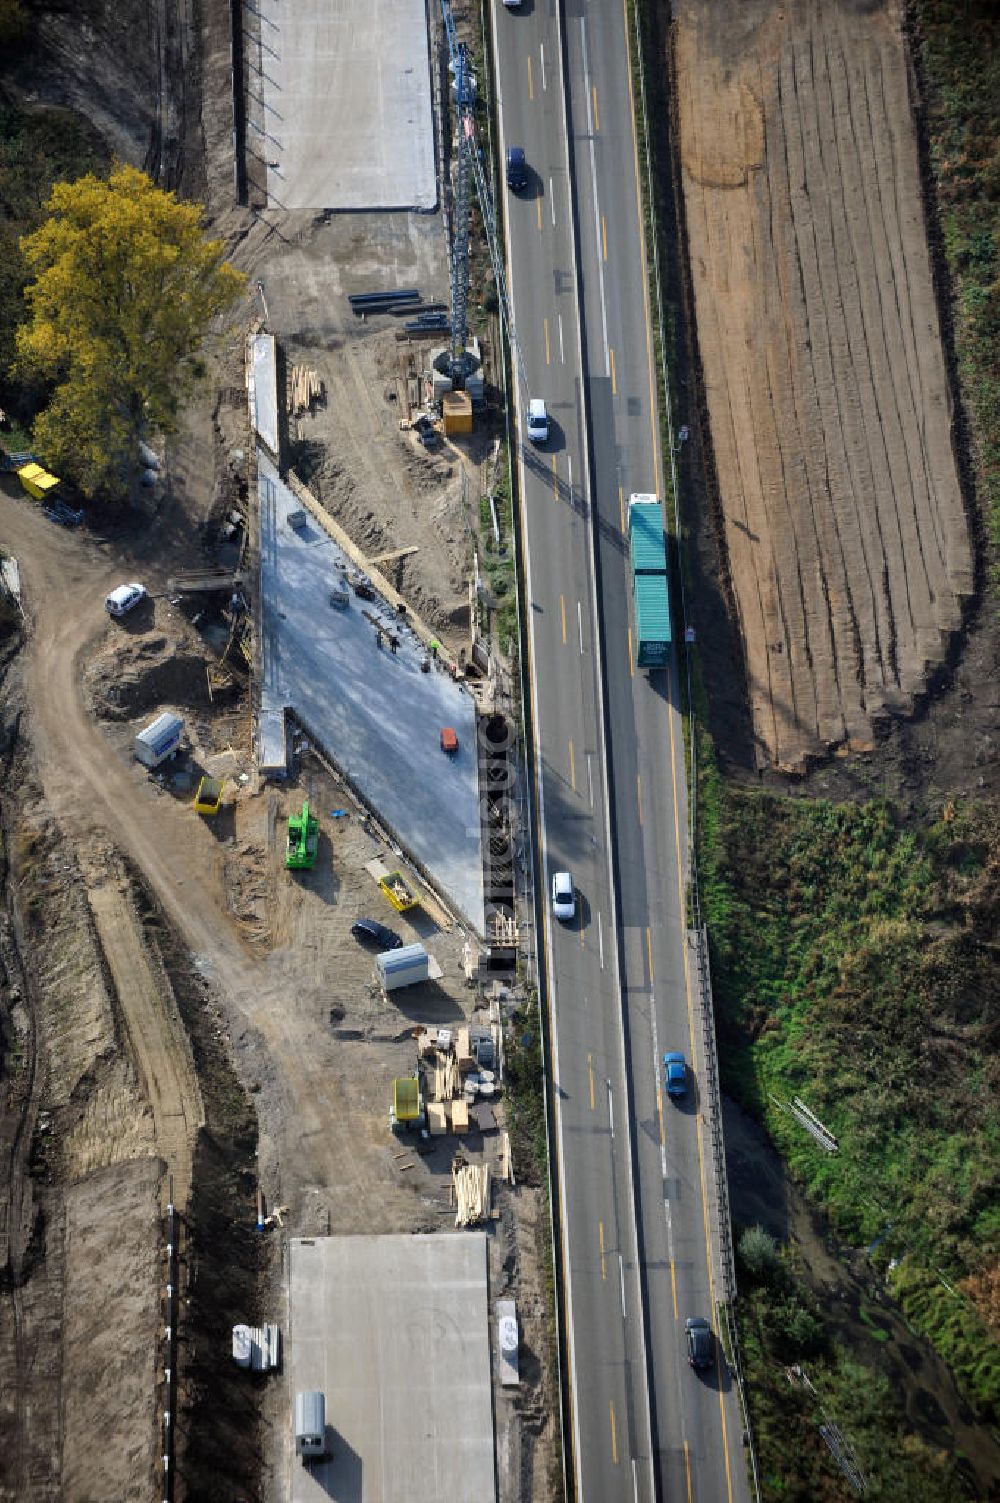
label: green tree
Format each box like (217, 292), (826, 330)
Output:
(16, 163), (244, 497)
(0, 0), (28, 50)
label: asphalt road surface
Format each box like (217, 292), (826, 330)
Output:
(490, 1), (750, 1499)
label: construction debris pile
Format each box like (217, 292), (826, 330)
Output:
(420, 1023), (500, 1137)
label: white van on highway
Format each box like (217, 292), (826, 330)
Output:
(527, 398), (549, 445)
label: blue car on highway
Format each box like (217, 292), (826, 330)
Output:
(663, 1051), (687, 1098)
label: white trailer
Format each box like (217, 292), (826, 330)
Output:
(376, 942), (430, 992)
(133, 712), (183, 769)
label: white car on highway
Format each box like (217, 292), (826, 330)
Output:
(527, 398), (549, 445)
(551, 870), (575, 922)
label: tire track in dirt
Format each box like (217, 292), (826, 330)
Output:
(675, 0), (973, 770)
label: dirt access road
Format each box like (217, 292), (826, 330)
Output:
(2, 487), (421, 1218)
(675, 0), (974, 772)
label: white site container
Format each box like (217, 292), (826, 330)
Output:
(376, 942), (430, 992)
(232, 1324), (252, 1368)
(133, 712), (183, 769)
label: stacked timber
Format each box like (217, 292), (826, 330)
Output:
(453, 1161), (490, 1227)
(288, 366), (324, 415)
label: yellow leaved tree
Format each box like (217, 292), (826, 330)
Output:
(16, 163), (244, 497)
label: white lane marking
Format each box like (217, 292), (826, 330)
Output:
(550, 179), (556, 227)
(633, 1458), (639, 1503)
(577, 598), (584, 655)
(558, 312), (565, 364)
(619, 1254), (626, 1318)
(567, 453), (573, 499)
(493, 23), (584, 1484)
(540, 41), (546, 91)
(587, 752), (594, 809)
(580, 18), (610, 372)
(650, 997), (668, 1178)
(607, 1079), (614, 1138)
(598, 910), (604, 969)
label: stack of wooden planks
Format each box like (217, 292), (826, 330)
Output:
(453, 1161), (490, 1226)
(431, 1051), (459, 1102)
(287, 365), (324, 415)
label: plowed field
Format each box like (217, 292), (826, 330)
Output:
(675, 0), (973, 770)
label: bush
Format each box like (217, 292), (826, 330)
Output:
(738, 1223), (781, 1284)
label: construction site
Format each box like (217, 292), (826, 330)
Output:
(2, 0), (998, 1497)
(0, 0), (558, 1498)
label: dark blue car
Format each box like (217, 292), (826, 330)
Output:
(663, 1051), (687, 1098)
(506, 146), (527, 191)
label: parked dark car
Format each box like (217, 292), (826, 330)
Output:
(506, 145), (527, 191)
(351, 918), (403, 950)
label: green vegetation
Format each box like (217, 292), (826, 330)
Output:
(504, 998), (547, 1185)
(701, 781), (1000, 1420)
(0, 0), (28, 49)
(913, 0), (1000, 564)
(479, 451), (519, 663)
(0, 105), (106, 423)
(16, 164), (244, 497)
(736, 1227), (973, 1501)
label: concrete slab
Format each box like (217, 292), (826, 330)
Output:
(250, 334), (278, 456)
(258, 455), (485, 930)
(288, 1234), (496, 1503)
(256, 0), (436, 212)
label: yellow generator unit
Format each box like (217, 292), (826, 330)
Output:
(390, 1075), (425, 1132)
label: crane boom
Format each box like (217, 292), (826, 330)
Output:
(439, 0), (528, 395)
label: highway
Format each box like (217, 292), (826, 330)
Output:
(489, 1), (750, 1499)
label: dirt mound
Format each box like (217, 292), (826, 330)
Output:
(85, 631), (218, 721)
(676, 0), (974, 772)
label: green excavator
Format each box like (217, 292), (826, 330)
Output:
(285, 800), (319, 870)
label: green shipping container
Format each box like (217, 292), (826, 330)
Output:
(633, 570), (671, 668)
(628, 499), (667, 574)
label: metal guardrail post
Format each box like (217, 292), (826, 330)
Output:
(162, 1187), (179, 1502)
(691, 927), (736, 1300)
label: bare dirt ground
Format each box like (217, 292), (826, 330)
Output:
(674, 0), (974, 773)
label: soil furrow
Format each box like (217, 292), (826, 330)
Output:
(676, 0), (973, 768)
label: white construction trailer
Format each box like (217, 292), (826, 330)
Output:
(376, 943), (431, 992)
(133, 712), (183, 769)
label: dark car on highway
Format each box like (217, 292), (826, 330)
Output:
(506, 146), (527, 191)
(351, 917), (403, 950)
(685, 1316), (713, 1369)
